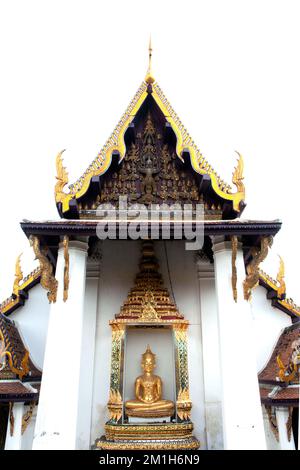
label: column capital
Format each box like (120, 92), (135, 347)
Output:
(69, 240), (89, 253)
(59, 240), (88, 253)
(211, 236), (242, 254)
(195, 254), (214, 280)
(211, 236), (231, 254)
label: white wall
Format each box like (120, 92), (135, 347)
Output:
(197, 261), (223, 449)
(10, 284), (50, 369)
(90, 240), (206, 447)
(251, 285), (292, 372)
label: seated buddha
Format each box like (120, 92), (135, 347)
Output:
(125, 345), (175, 418)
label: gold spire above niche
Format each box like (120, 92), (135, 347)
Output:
(111, 240), (184, 324)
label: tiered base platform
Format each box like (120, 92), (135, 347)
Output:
(95, 422), (200, 450)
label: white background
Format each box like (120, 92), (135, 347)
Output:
(0, 0), (299, 301)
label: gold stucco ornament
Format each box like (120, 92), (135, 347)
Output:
(29, 235), (58, 303)
(13, 253), (23, 297)
(54, 149), (68, 203)
(243, 236), (273, 301)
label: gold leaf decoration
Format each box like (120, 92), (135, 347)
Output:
(232, 151), (245, 194)
(243, 236), (273, 301)
(277, 255), (286, 299)
(13, 253), (23, 297)
(55, 149), (69, 203)
(29, 235), (58, 303)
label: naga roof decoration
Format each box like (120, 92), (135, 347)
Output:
(258, 321), (300, 386)
(55, 50), (245, 219)
(0, 381), (39, 403)
(259, 256), (300, 319)
(0, 261), (41, 316)
(0, 313), (41, 381)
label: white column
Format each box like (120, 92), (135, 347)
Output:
(196, 256), (223, 450)
(33, 239), (88, 450)
(5, 402), (24, 450)
(76, 249), (101, 449)
(275, 407), (295, 450)
(212, 236), (266, 450)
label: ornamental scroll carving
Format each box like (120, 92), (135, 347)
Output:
(243, 236), (273, 301)
(277, 338), (300, 383)
(84, 113), (207, 211)
(12, 253), (23, 297)
(29, 235), (58, 303)
(55, 149), (68, 203)
(22, 402), (35, 435)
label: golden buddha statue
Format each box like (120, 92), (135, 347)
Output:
(125, 345), (175, 418)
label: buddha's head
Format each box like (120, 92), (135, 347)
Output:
(141, 345), (156, 373)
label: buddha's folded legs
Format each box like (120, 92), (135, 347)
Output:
(125, 399), (174, 412)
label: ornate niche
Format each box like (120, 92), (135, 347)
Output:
(95, 241), (199, 450)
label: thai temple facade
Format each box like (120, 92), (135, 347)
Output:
(0, 47), (299, 451)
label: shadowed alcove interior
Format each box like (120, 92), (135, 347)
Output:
(123, 327), (176, 409)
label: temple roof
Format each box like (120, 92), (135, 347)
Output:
(258, 322), (300, 385)
(55, 63), (245, 220)
(260, 386), (299, 406)
(259, 267), (300, 321)
(0, 381), (39, 403)
(0, 313), (41, 382)
(0, 267), (40, 315)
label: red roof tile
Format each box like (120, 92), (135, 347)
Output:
(258, 322), (300, 384)
(0, 381), (38, 401)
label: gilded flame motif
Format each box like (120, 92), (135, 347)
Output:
(232, 151), (245, 195)
(0, 330), (30, 380)
(177, 387), (192, 421)
(13, 253), (23, 297)
(107, 389), (123, 422)
(22, 402), (35, 435)
(276, 255), (286, 299)
(55, 150), (69, 203)
(243, 236), (273, 301)
(29, 235), (58, 303)
(276, 338), (300, 383)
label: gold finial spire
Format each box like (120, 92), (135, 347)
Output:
(145, 36), (155, 84)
